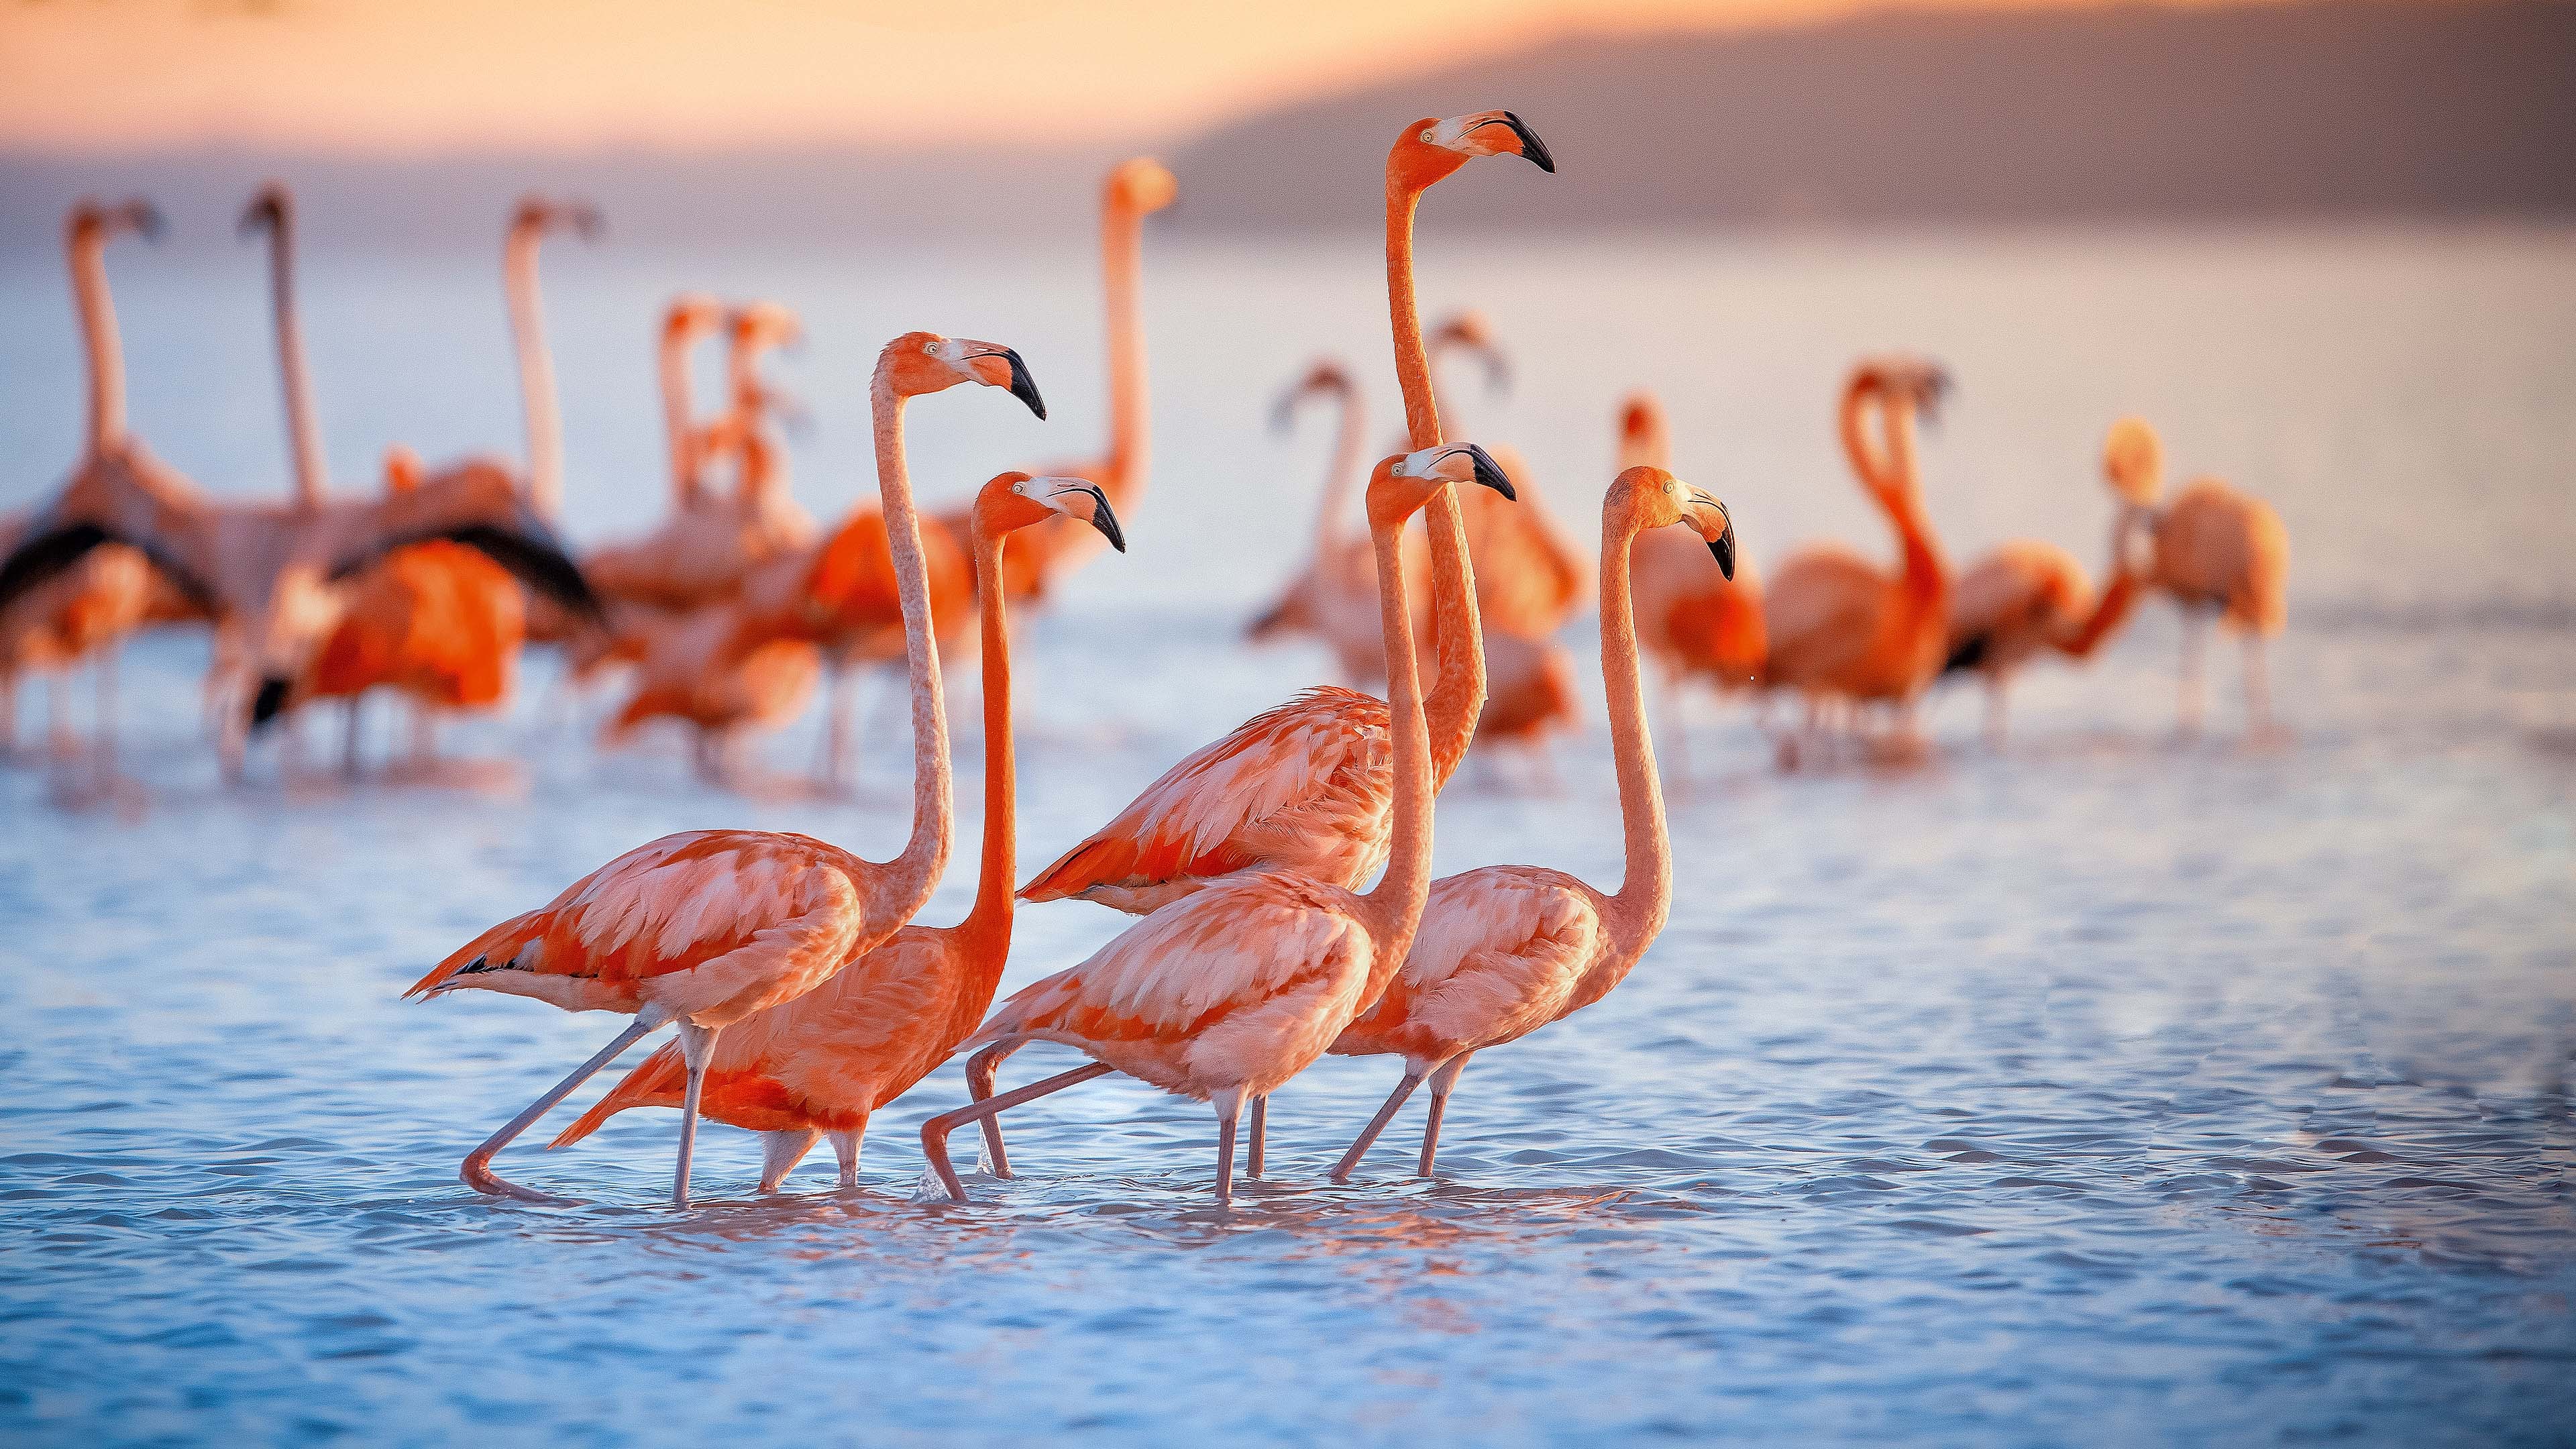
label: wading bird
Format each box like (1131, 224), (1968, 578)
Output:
(1324, 466), (1734, 1179)
(405, 331), (1042, 1208)
(1246, 359), (1432, 686)
(549, 473), (1124, 1191)
(1617, 392), (1766, 777)
(1016, 109), (1551, 914)
(2099, 416), (2288, 736)
(1760, 359), (1951, 767)
(921, 444), (1512, 1206)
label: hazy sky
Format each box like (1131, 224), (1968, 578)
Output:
(1, 0), (2277, 154)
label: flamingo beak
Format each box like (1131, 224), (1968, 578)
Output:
(1710, 516), (1737, 581)
(1501, 112), (1554, 173)
(972, 348), (1045, 419)
(1464, 444), (1515, 500)
(1079, 488), (1126, 553)
(250, 677), (291, 732)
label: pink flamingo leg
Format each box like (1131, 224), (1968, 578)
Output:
(462, 1017), (656, 1205)
(919, 1060), (1114, 1203)
(1329, 1069), (1426, 1183)
(1418, 1051), (1472, 1178)
(1246, 1095), (1267, 1179)
(1214, 1093), (1242, 1207)
(670, 1022), (716, 1208)
(964, 1040), (1020, 1177)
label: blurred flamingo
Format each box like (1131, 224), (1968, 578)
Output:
(920, 445), (1511, 1205)
(1617, 391), (1766, 777)
(1760, 358), (1951, 766)
(405, 330), (1042, 1208)
(1324, 466), (1735, 1180)
(1016, 109), (1552, 914)
(1246, 359), (1432, 683)
(2100, 416), (2288, 735)
(549, 474), (1124, 1191)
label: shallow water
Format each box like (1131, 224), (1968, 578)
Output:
(3, 229), (2575, 1445)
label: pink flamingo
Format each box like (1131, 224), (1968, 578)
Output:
(1326, 465), (1734, 1179)
(2101, 416), (2290, 735)
(1617, 390), (1766, 777)
(1246, 359), (1434, 686)
(919, 444), (1513, 1205)
(1017, 109), (1552, 913)
(403, 331), (1042, 1207)
(545, 473), (1123, 1191)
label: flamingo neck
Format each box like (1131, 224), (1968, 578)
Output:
(866, 374), (954, 915)
(660, 329), (705, 509)
(727, 346), (782, 511)
(1837, 382), (1889, 494)
(67, 225), (125, 454)
(2059, 517), (2142, 659)
(1386, 175), (1485, 781)
(1599, 510), (1672, 936)
(1876, 402), (1946, 612)
(504, 225), (564, 517)
(261, 209), (329, 512)
(1101, 196), (1149, 498)
(1358, 506), (1435, 977)
(1314, 382), (1365, 561)
(957, 525), (1018, 951)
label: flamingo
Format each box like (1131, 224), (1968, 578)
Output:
(2099, 415), (2288, 735)
(403, 330), (1044, 1208)
(1617, 390), (1767, 778)
(575, 294), (732, 614)
(1759, 358), (1951, 765)
(547, 473), (1124, 1191)
(1326, 464), (1735, 1181)
(1244, 358), (1432, 685)
(919, 444), (1513, 1206)
(0, 199), (207, 792)
(1940, 425), (2153, 745)
(1015, 109), (1552, 914)
(935, 157), (1175, 607)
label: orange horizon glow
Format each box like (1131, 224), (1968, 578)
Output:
(0, 0), (2306, 156)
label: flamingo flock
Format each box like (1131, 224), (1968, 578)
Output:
(0, 107), (2292, 1207)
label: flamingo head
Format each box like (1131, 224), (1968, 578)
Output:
(509, 195), (604, 243)
(70, 197), (164, 248)
(1371, 443), (1515, 528)
(237, 182), (292, 239)
(1107, 157), (1179, 216)
(1429, 310), (1511, 392)
(662, 292), (724, 343)
(975, 472), (1125, 553)
(1271, 358), (1355, 431)
(1615, 465), (1737, 581)
(2102, 415), (2165, 506)
(1617, 390), (1670, 469)
(881, 332), (1046, 418)
(1858, 356), (1951, 425)
(1389, 111), (1554, 193)
(729, 301), (803, 356)
(382, 445), (424, 497)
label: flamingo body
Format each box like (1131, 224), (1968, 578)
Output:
(305, 541), (525, 713)
(1944, 539), (2092, 678)
(1330, 865), (1605, 1065)
(2150, 479), (2287, 634)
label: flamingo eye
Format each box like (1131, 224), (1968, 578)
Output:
(1420, 129), (1435, 144)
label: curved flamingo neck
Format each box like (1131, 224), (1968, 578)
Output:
(727, 343), (785, 511)
(2059, 519), (2141, 659)
(1314, 382), (1365, 561)
(660, 327), (706, 509)
(67, 225), (126, 454)
(957, 523), (1018, 949)
(504, 223), (564, 517)
(1358, 503), (1435, 975)
(1837, 381), (1889, 494)
(865, 372), (953, 916)
(1876, 402), (1946, 610)
(1100, 195), (1149, 498)
(259, 207), (329, 512)
(1386, 175), (1485, 782)
(1597, 507), (1672, 936)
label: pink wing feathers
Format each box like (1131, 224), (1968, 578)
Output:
(1334, 866), (1606, 1063)
(1018, 687), (1395, 908)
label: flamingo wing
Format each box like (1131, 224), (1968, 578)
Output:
(409, 829), (875, 1027)
(1336, 866), (1603, 1060)
(1017, 686), (1394, 906)
(1762, 545), (1884, 689)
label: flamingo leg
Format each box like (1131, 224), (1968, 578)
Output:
(93, 643), (119, 790)
(1984, 675), (2008, 751)
(1329, 1069), (1426, 1183)
(919, 1060), (1114, 1203)
(1246, 1095), (1267, 1178)
(341, 699), (362, 778)
(814, 663), (853, 786)
(829, 1122), (865, 1187)
(964, 1040), (1021, 1178)
(757, 1129), (822, 1193)
(47, 671), (74, 761)
(461, 1016), (656, 1205)
(1214, 1091), (1243, 1206)
(2179, 608), (2208, 736)
(2244, 633), (2273, 734)
(1419, 1052), (1472, 1178)
(672, 1022), (716, 1208)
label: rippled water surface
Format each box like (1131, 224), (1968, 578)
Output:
(3, 229), (2573, 1445)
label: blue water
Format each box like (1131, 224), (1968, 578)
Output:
(3, 228), (2574, 1445)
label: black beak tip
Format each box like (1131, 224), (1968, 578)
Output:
(1504, 112), (1555, 173)
(1464, 444), (1517, 502)
(1097, 506), (1127, 554)
(1003, 350), (1046, 420)
(250, 678), (290, 731)
(1711, 525), (1738, 582)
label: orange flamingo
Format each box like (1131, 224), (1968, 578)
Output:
(1016, 109), (1551, 914)
(1941, 425), (2150, 745)
(577, 294), (731, 613)
(404, 330), (1042, 1208)
(1760, 358), (1951, 765)
(1326, 465), (1735, 1180)
(547, 474), (1124, 1191)
(920, 444), (1512, 1205)
(935, 157), (1175, 607)
(1617, 390), (1766, 778)
(0, 199), (202, 789)
(2100, 416), (2289, 735)
(1246, 359), (1433, 684)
